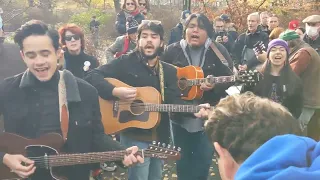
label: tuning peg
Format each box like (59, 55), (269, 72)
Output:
(158, 142), (161, 146)
(173, 146), (176, 150)
(162, 143), (166, 147)
(167, 144), (171, 149)
(152, 141), (156, 145)
(177, 147), (181, 152)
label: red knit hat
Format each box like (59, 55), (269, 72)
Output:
(288, 20), (299, 30)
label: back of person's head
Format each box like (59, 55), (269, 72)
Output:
(269, 27), (285, 40)
(205, 92), (301, 163)
(205, 92), (301, 179)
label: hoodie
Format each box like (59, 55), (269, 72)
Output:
(236, 134), (320, 180)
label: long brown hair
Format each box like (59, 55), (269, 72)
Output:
(258, 48), (300, 98)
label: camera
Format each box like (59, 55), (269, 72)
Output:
(218, 31), (226, 37)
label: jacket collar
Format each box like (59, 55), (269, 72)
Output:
(19, 69), (81, 102)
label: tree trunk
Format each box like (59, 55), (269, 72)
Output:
(114, 0), (121, 13)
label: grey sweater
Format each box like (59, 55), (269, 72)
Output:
(105, 35), (136, 63)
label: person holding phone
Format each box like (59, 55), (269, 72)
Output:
(213, 17), (234, 53)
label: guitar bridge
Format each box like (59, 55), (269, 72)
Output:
(113, 101), (119, 117)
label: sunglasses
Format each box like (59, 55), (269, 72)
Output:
(139, 3), (146, 6)
(141, 20), (162, 25)
(65, 34), (80, 41)
(126, 2), (135, 6)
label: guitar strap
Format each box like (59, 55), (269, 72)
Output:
(210, 43), (228, 65)
(158, 59), (165, 102)
(210, 43), (235, 73)
(148, 58), (165, 141)
(58, 71), (69, 141)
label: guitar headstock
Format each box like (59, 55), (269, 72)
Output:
(237, 70), (261, 86)
(144, 141), (181, 161)
(253, 41), (266, 55)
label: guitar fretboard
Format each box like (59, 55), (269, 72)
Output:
(31, 150), (168, 168)
(145, 104), (202, 113)
(187, 76), (236, 86)
(30, 151), (128, 168)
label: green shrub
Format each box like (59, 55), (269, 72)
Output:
(69, 9), (113, 33)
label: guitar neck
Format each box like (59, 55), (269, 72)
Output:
(145, 104), (202, 113)
(32, 149), (177, 168)
(32, 150), (127, 168)
(187, 76), (236, 86)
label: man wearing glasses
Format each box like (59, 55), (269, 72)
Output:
(85, 20), (182, 180)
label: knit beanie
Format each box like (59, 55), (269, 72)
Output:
(267, 39), (289, 58)
(181, 10), (191, 20)
(288, 20), (299, 30)
(279, 30), (300, 41)
(126, 17), (139, 34)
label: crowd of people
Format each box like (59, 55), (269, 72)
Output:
(0, 1), (320, 180)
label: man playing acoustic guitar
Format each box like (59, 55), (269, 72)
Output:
(0, 20), (143, 180)
(85, 20), (182, 180)
(161, 13), (234, 180)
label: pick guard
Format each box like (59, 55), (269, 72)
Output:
(119, 110), (150, 123)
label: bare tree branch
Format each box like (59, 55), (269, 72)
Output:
(256, 0), (267, 11)
(3, 7), (30, 23)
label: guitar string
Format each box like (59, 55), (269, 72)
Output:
(26, 148), (177, 161)
(24, 150), (178, 168)
(110, 102), (203, 109)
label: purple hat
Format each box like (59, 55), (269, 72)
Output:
(267, 39), (289, 58)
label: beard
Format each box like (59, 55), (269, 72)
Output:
(139, 45), (162, 60)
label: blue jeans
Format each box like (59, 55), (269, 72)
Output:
(172, 123), (215, 180)
(120, 134), (164, 180)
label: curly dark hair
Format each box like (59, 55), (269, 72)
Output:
(205, 92), (301, 163)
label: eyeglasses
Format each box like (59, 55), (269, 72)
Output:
(139, 3), (146, 6)
(126, 2), (135, 6)
(141, 20), (162, 25)
(65, 34), (80, 41)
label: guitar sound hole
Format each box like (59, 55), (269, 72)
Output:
(178, 78), (188, 90)
(130, 100), (145, 115)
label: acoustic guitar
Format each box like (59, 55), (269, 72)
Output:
(99, 78), (212, 135)
(0, 133), (180, 180)
(177, 66), (261, 100)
